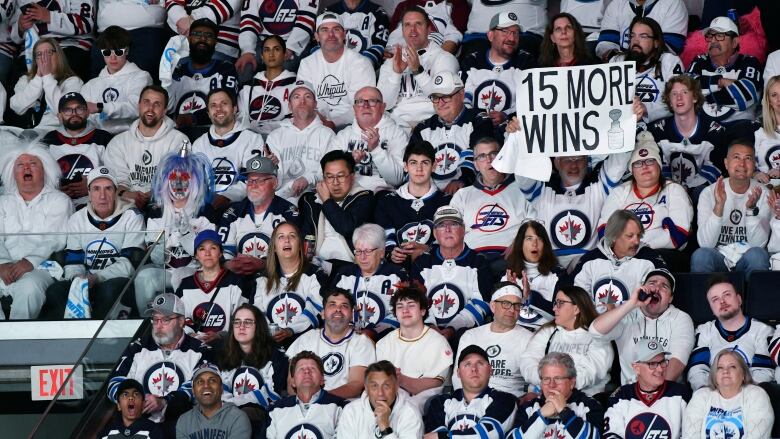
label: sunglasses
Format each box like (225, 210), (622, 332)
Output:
(101, 48), (128, 57)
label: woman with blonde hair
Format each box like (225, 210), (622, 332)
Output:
(8, 38), (82, 131)
(253, 222), (326, 345)
(683, 349), (774, 438)
(754, 75), (780, 183)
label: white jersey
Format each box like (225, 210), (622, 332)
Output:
(378, 43), (459, 130)
(220, 349), (289, 408)
(687, 318), (774, 390)
(683, 385), (774, 439)
(451, 176), (537, 254)
(596, 0), (688, 58)
(287, 328), (376, 391)
(265, 117), (334, 203)
(518, 325), (613, 396)
(253, 266), (325, 335)
(175, 271), (250, 335)
(238, 0), (317, 57)
(336, 391), (424, 439)
(267, 391), (345, 439)
(165, 0), (242, 58)
(192, 125), (260, 202)
(598, 180), (693, 250)
(326, 115), (408, 192)
(103, 118), (188, 192)
(332, 262), (407, 334)
(218, 196), (299, 259)
(80, 62), (153, 134)
(560, 0), (605, 32)
(10, 0), (95, 51)
(753, 125), (780, 174)
(296, 49), (376, 128)
(62, 202), (145, 282)
(697, 178), (770, 251)
(386, 0), (461, 48)
(466, 0), (546, 36)
(590, 305), (694, 385)
(604, 381), (689, 439)
(452, 323), (533, 397)
(611, 52), (684, 123)
(765, 50), (780, 88)
(238, 70), (296, 137)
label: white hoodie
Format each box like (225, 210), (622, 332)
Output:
(81, 62), (153, 134)
(336, 390), (424, 439)
(103, 117), (188, 192)
(10, 74), (83, 133)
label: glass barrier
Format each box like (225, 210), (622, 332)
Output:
(0, 230), (168, 438)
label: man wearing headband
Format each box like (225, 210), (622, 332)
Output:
(453, 282), (533, 397)
(590, 268), (694, 385)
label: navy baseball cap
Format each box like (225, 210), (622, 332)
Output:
(58, 92), (87, 111)
(194, 230), (222, 251)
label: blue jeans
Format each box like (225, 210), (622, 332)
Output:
(690, 246), (770, 277)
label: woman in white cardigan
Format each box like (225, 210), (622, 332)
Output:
(683, 349), (774, 438)
(8, 37), (82, 133)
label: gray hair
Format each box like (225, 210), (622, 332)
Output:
(352, 223), (386, 249)
(603, 210), (644, 247)
(538, 352), (577, 380)
(708, 349), (753, 390)
(1, 137), (62, 195)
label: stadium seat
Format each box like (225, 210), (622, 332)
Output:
(746, 271), (780, 325)
(672, 272), (745, 326)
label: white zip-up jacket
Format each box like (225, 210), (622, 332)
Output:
(103, 117), (188, 192)
(81, 62), (152, 134)
(336, 390), (424, 439)
(0, 187), (73, 267)
(10, 74), (83, 132)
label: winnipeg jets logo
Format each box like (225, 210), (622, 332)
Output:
(178, 93), (207, 115)
(399, 222), (432, 244)
(593, 278), (628, 305)
(625, 202), (655, 228)
(354, 291), (385, 327)
(635, 74), (660, 103)
(345, 29), (367, 52)
(85, 239), (119, 270)
(625, 412), (672, 439)
(239, 233), (271, 258)
(428, 283), (464, 323)
(765, 146), (780, 170)
(474, 80), (511, 112)
(551, 210), (590, 249)
(102, 87), (120, 102)
(433, 143), (462, 179)
(267, 294), (306, 325)
(321, 352), (345, 376)
(472, 204), (509, 232)
(249, 95), (282, 121)
(212, 157), (237, 192)
(231, 367), (264, 395)
(283, 424), (325, 439)
(143, 362), (184, 396)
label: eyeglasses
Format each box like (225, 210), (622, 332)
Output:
(552, 299), (574, 308)
(61, 106), (88, 116)
(474, 151), (498, 162)
(191, 30), (217, 41)
(629, 33), (655, 41)
(353, 248), (378, 257)
(540, 376), (571, 385)
(430, 91), (459, 104)
(101, 47), (128, 57)
(324, 173), (351, 183)
(640, 359), (669, 370)
(705, 32), (731, 42)
(494, 300), (522, 311)
(34, 49), (55, 59)
(631, 158), (658, 169)
(232, 319), (255, 328)
(354, 98), (382, 107)
(152, 317), (178, 326)
(247, 176), (274, 186)
(494, 28), (520, 37)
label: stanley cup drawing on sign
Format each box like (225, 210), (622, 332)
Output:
(607, 109), (624, 150)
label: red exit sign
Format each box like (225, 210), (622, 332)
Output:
(30, 365), (83, 401)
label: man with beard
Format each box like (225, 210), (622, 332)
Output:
(265, 80), (335, 203)
(596, 0), (688, 60)
(97, 379), (164, 439)
(103, 85), (188, 210)
(41, 92), (114, 210)
(692, 141), (771, 276)
(327, 86), (408, 192)
(193, 88), (261, 214)
(297, 13), (375, 130)
(688, 17), (763, 126)
(108, 293), (213, 429)
(286, 289), (375, 399)
(168, 18), (239, 141)
(590, 268), (694, 385)
(219, 155), (300, 276)
(609, 16), (684, 124)
(176, 364), (251, 438)
(460, 12), (536, 127)
(0, 141), (72, 319)
(40, 167), (145, 320)
(687, 275), (774, 390)
(572, 209), (667, 311)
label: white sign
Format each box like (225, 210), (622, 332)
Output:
(30, 365), (83, 401)
(493, 62), (637, 180)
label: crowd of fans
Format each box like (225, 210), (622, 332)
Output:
(3, 0), (780, 437)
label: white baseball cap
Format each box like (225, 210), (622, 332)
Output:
(489, 12), (521, 31)
(429, 71), (464, 96)
(704, 17), (739, 36)
(87, 166), (117, 188)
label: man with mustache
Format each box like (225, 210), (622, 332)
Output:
(608, 16), (683, 124)
(41, 92), (114, 210)
(688, 16), (763, 125)
(286, 289), (376, 399)
(107, 293), (213, 429)
(168, 18), (239, 141)
(572, 209), (667, 312)
(688, 275), (774, 390)
(590, 268), (694, 385)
